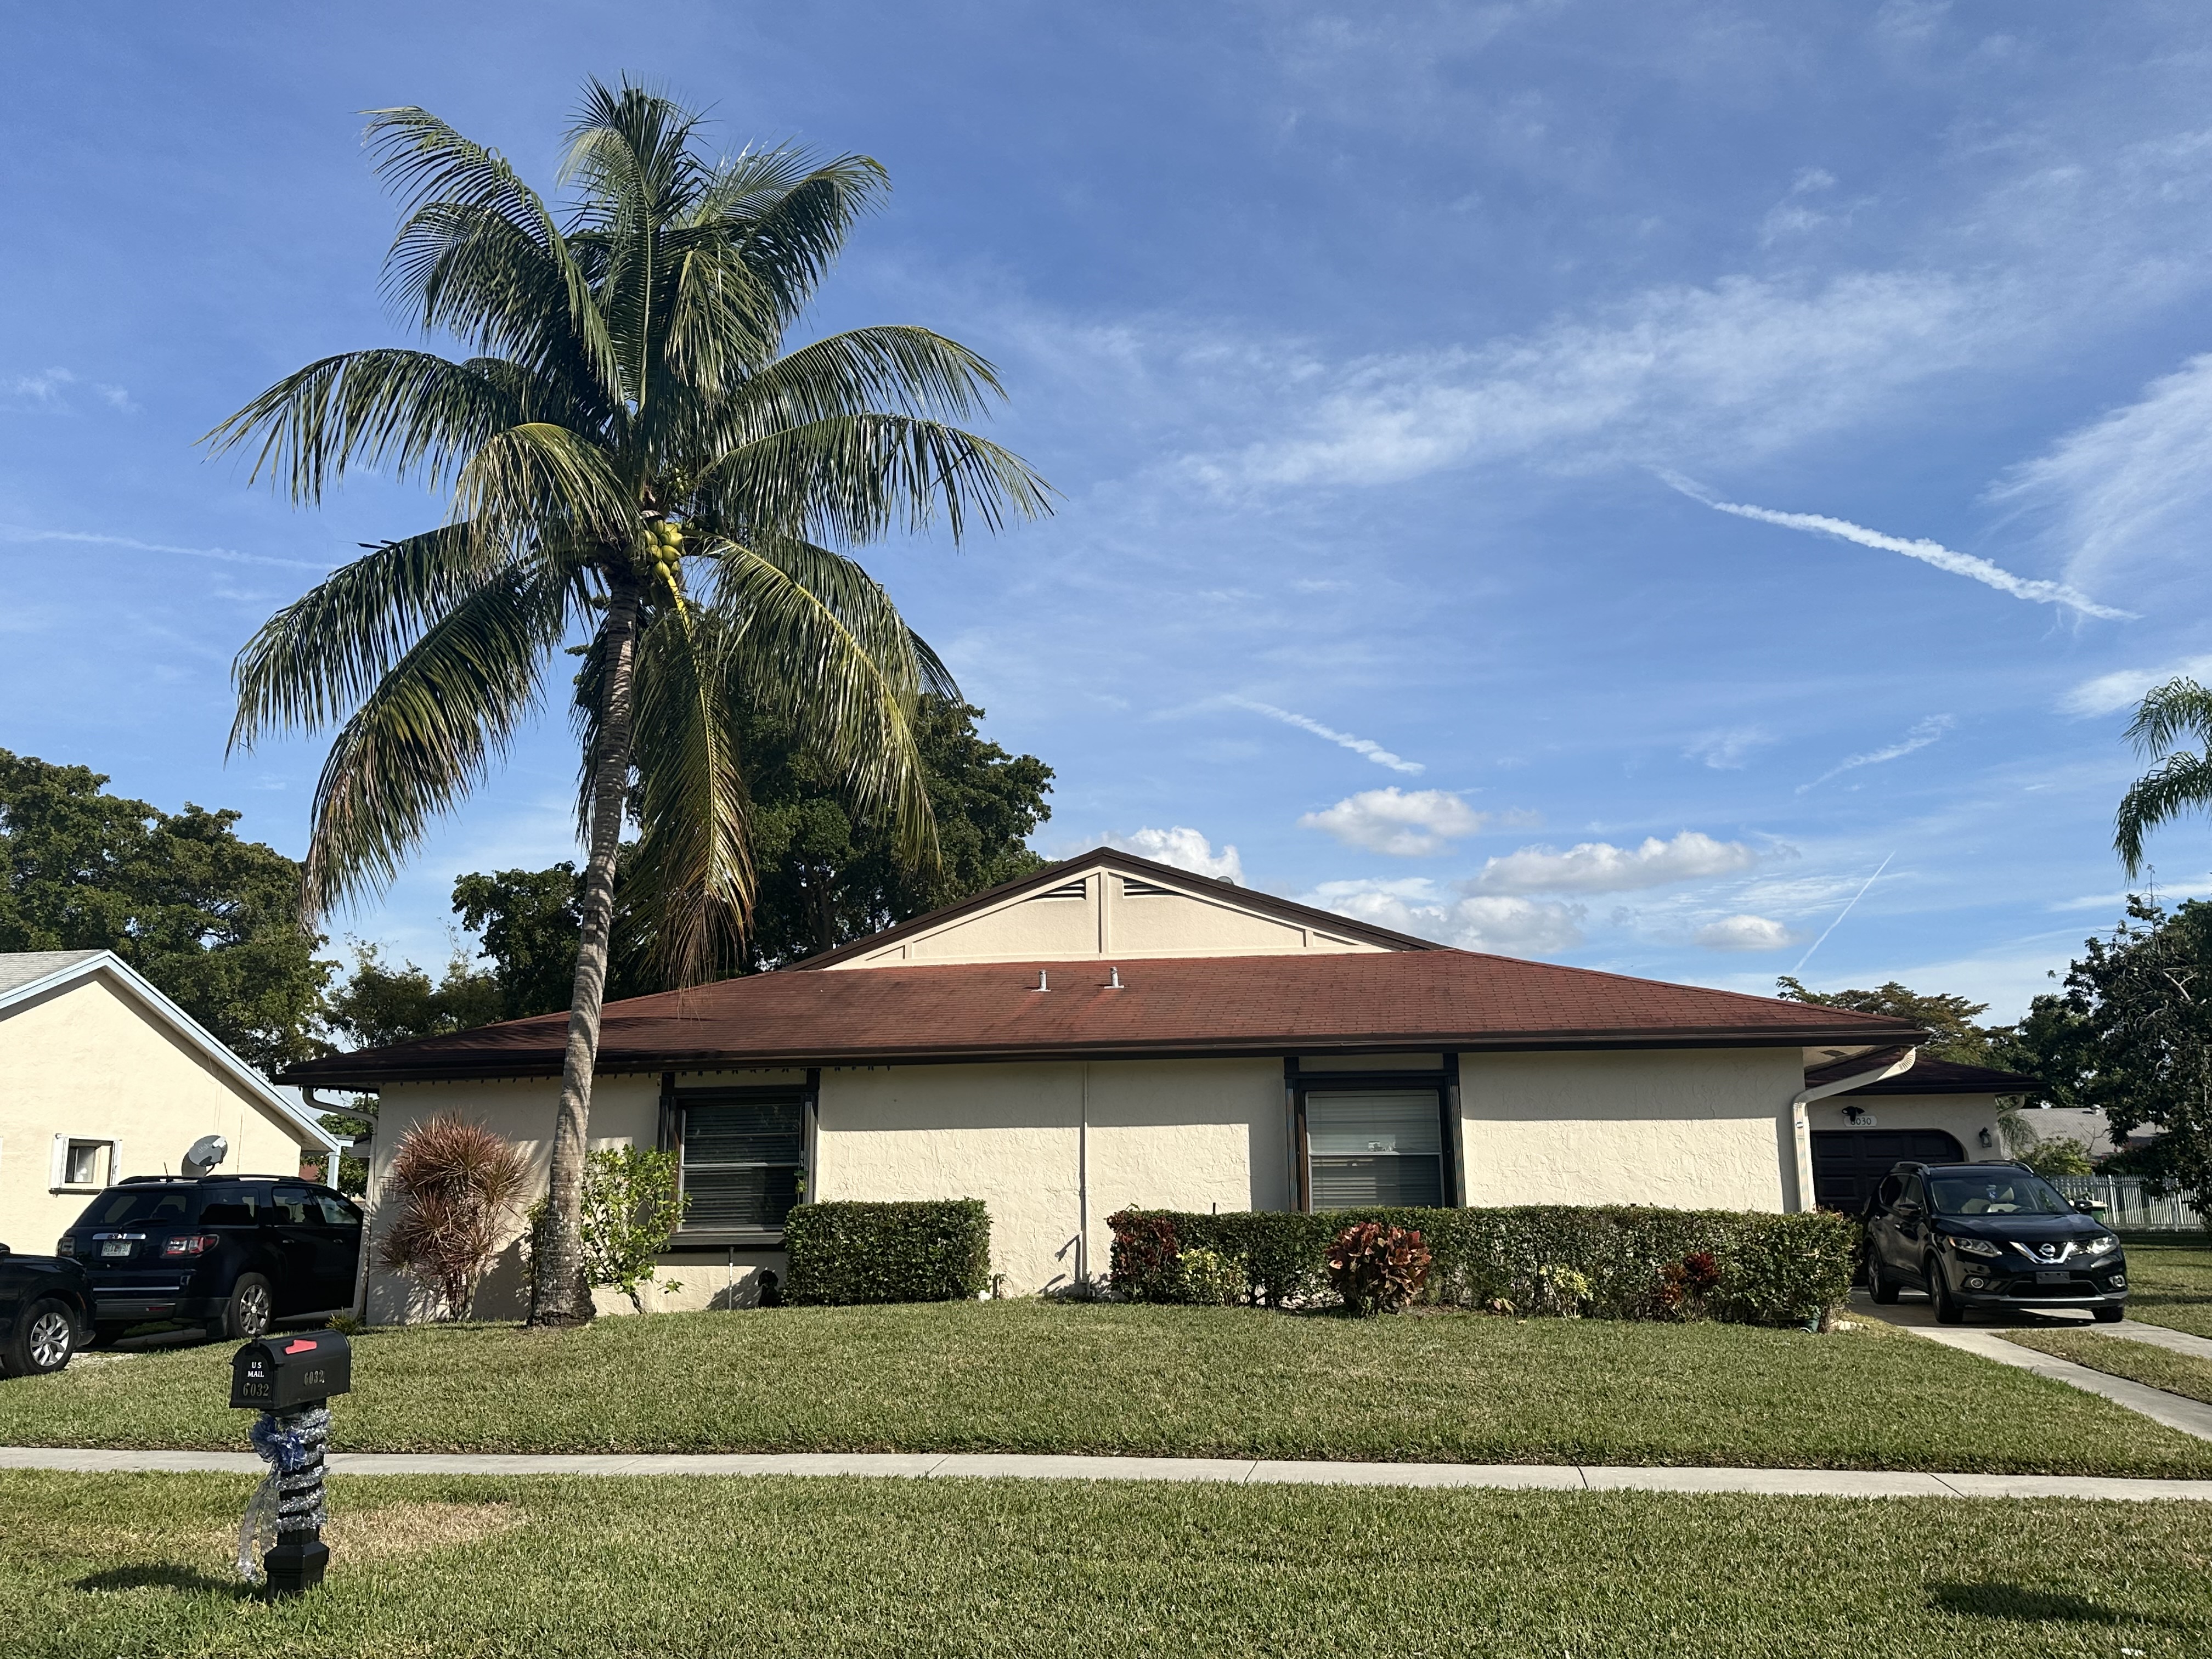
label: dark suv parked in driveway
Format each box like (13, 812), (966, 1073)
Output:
(1863, 1160), (2128, 1324)
(1, 1243), (93, 1376)
(58, 1176), (363, 1344)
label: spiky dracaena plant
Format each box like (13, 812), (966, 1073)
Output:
(211, 80), (1049, 1325)
(2116, 678), (2212, 878)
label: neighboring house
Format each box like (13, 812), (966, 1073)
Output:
(289, 848), (1960, 1321)
(0, 950), (341, 1252)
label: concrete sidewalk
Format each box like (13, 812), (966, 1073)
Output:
(5, 1444), (2211, 1503)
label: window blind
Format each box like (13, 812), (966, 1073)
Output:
(1306, 1090), (1444, 1209)
(680, 1097), (804, 1231)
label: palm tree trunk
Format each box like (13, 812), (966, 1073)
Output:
(529, 577), (643, 1327)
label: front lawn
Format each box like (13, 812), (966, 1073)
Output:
(2005, 1329), (2212, 1406)
(7, 1470), (2210, 1658)
(7, 1302), (2211, 1475)
(2117, 1232), (2212, 1338)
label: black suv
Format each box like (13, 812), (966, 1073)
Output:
(1, 1242), (93, 1376)
(58, 1176), (363, 1344)
(1863, 1160), (2128, 1324)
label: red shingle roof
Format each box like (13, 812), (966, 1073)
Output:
(284, 949), (1928, 1086)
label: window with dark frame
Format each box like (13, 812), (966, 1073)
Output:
(678, 1094), (806, 1233)
(1304, 1089), (1446, 1209)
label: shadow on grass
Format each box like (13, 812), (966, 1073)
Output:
(75, 1564), (246, 1596)
(1929, 1582), (2131, 1624)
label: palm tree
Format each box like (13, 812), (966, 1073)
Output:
(2115, 678), (2212, 878)
(210, 80), (1049, 1325)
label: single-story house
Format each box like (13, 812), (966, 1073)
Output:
(289, 848), (2008, 1321)
(0, 950), (341, 1253)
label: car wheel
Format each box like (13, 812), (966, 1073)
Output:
(2, 1298), (79, 1377)
(1927, 1259), (1965, 1325)
(1867, 1253), (1899, 1305)
(2092, 1305), (2125, 1324)
(210, 1274), (274, 1342)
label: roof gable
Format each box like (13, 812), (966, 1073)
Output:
(802, 846), (1440, 969)
(0, 951), (338, 1150)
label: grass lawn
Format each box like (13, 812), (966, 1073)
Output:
(2117, 1232), (2212, 1339)
(7, 1302), (2211, 1475)
(2005, 1328), (2212, 1406)
(7, 1470), (2211, 1658)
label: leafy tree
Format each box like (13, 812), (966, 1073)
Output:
(2018, 896), (2212, 1223)
(2018, 1137), (2095, 1177)
(210, 81), (1047, 1325)
(321, 941), (502, 1048)
(446, 697), (1051, 1009)
(0, 749), (328, 1073)
(1774, 977), (2010, 1066)
(2114, 677), (2212, 875)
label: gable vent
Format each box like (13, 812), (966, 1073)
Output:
(1031, 879), (1089, 901)
(1121, 877), (1177, 897)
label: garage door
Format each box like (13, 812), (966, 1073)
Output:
(1810, 1128), (1965, 1212)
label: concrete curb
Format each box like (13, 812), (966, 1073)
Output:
(5, 1446), (2212, 1502)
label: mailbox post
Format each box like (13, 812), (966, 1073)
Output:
(231, 1330), (352, 1595)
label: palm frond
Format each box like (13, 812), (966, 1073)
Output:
(202, 350), (523, 503)
(620, 607), (755, 985)
(2125, 679), (2212, 760)
(366, 106), (623, 407)
(2117, 750), (2212, 877)
(232, 523), (514, 748)
(697, 150), (889, 329)
(712, 537), (939, 866)
(450, 422), (635, 553)
(693, 413), (1053, 546)
(736, 326), (1008, 426)
(300, 569), (567, 915)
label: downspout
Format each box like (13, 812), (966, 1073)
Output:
(1077, 1063), (1090, 1288)
(303, 1086), (377, 1321)
(1788, 1049), (1918, 1212)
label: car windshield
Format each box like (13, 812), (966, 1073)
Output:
(1927, 1172), (2075, 1216)
(75, 1187), (198, 1228)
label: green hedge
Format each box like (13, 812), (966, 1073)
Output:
(783, 1200), (992, 1306)
(1106, 1205), (1856, 1327)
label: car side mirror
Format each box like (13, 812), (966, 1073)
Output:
(2074, 1200), (2097, 1214)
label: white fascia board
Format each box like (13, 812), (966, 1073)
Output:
(0, 951), (342, 1154)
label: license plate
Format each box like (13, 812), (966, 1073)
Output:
(100, 1241), (133, 1257)
(2035, 1271), (2071, 1283)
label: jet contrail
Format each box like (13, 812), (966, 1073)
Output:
(0, 526), (330, 573)
(1658, 472), (2134, 621)
(1231, 698), (1424, 774)
(1798, 714), (1954, 794)
(1792, 851), (1894, 975)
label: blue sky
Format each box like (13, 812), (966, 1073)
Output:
(4, 2), (2209, 1017)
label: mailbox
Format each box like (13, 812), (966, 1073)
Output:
(231, 1330), (352, 1412)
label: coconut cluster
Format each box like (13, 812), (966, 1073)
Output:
(641, 518), (689, 615)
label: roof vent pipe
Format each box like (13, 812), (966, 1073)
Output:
(1034, 970), (1049, 992)
(1106, 967), (1123, 989)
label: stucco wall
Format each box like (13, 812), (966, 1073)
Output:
(0, 973), (313, 1253)
(814, 1058), (1285, 1295)
(363, 1070), (804, 1322)
(1457, 1047), (1807, 1212)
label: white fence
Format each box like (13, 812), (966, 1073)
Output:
(2049, 1175), (2205, 1232)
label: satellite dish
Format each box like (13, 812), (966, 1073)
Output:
(183, 1134), (229, 1177)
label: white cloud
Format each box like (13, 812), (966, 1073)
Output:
(1662, 473), (2133, 620)
(5, 366), (136, 412)
(1695, 914), (1807, 952)
(1188, 270), (1996, 491)
(1683, 727), (1771, 770)
(1297, 788), (1498, 856)
(1991, 353), (2212, 597)
(1102, 826), (1244, 883)
(1308, 877), (1585, 956)
(1229, 697), (1423, 774)
(1798, 715), (1954, 794)
(2059, 654), (2212, 718)
(1470, 830), (1761, 895)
